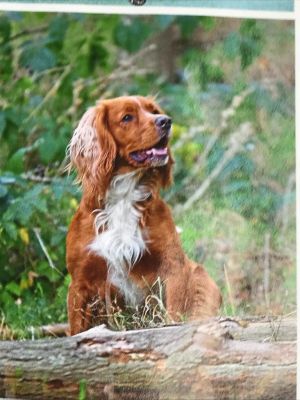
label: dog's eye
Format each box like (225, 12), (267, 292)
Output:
(152, 109), (160, 115)
(122, 114), (134, 123)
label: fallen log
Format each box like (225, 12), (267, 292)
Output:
(29, 323), (69, 338)
(0, 317), (296, 400)
(29, 315), (297, 341)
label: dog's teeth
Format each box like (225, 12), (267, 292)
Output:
(146, 147), (167, 156)
(155, 147), (168, 156)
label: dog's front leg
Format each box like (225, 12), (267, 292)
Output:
(161, 262), (191, 322)
(67, 282), (106, 335)
(162, 258), (221, 322)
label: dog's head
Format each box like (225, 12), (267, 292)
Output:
(68, 96), (174, 197)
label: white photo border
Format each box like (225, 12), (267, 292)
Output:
(0, 2), (296, 20)
(0, 0), (298, 395)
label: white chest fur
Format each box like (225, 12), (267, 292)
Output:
(89, 171), (150, 306)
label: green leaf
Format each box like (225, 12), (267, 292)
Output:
(0, 111), (6, 137)
(224, 32), (240, 59)
(5, 139), (42, 173)
(6, 282), (21, 296)
(223, 180), (251, 194)
(198, 16), (215, 31)
(6, 148), (26, 173)
(240, 38), (260, 70)
(3, 222), (18, 240)
(19, 44), (57, 72)
(38, 133), (60, 163)
(219, 154), (255, 181)
(0, 176), (16, 184)
(48, 15), (69, 43)
(50, 230), (65, 247)
(239, 20), (262, 70)
(0, 15), (11, 43)
(5, 107), (26, 126)
(6, 185), (44, 225)
(51, 182), (65, 200)
(177, 16), (200, 39)
(113, 18), (152, 53)
(88, 31), (109, 71)
(37, 261), (61, 283)
(34, 197), (48, 214)
(0, 184), (8, 198)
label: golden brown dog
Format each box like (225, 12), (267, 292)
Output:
(66, 96), (221, 335)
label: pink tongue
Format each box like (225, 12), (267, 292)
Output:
(146, 147), (168, 156)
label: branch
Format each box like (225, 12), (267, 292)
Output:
(280, 171), (296, 235)
(8, 26), (48, 42)
(33, 228), (64, 277)
(175, 122), (254, 214)
(20, 173), (57, 183)
(29, 323), (69, 338)
(167, 88), (254, 201)
(263, 233), (271, 309)
(196, 88), (254, 167)
(0, 317), (296, 400)
(66, 44), (156, 117)
(25, 65), (72, 122)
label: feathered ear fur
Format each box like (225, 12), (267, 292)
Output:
(94, 103), (117, 176)
(67, 107), (99, 183)
(67, 103), (116, 202)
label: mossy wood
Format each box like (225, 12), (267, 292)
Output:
(0, 317), (296, 400)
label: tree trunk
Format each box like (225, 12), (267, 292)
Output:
(0, 317), (296, 400)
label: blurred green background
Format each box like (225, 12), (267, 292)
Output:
(0, 12), (295, 338)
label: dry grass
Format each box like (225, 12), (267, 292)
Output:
(84, 278), (172, 332)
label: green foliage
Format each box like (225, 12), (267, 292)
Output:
(78, 380), (87, 400)
(224, 19), (263, 69)
(114, 18), (152, 53)
(0, 12), (295, 337)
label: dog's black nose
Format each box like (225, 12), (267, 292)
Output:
(155, 116), (172, 131)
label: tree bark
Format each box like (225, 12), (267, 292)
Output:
(0, 317), (296, 400)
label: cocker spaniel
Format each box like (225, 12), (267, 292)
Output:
(66, 96), (221, 335)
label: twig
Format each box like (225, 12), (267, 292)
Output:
(33, 66), (67, 80)
(167, 88), (254, 202)
(33, 228), (64, 277)
(175, 122), (254, 213)
(268, 314), (283, 343)
(8, 26), (48, 42)
(25, 65), (72, 122)
(86, 44), (156, 90)
(263, 233), (271, 309)
(280, 171), (295, 235)
(282, 310), (297, 318)
(105, 279), (114, 328)
(92, 67), (152, 98)
(66, 44), (156, 117)
(172, 124), (209, 152)
(197, 88), (254, 165)
(28, 323), (69, 338)
(20, 173), (57, 183)
(223, 263), (236, 315)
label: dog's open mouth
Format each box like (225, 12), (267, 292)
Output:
(130, 136), (169, 166)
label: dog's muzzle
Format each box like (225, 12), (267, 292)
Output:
(155, 116), (172, 137)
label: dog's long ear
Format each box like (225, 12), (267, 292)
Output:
(67, 103), (116, 200)
(67, 107), (99, 185)
(94, 102), (117, 176)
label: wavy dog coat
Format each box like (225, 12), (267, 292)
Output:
(66, 96), (221, 335)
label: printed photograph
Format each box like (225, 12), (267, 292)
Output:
(0, 10), (296, 399)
